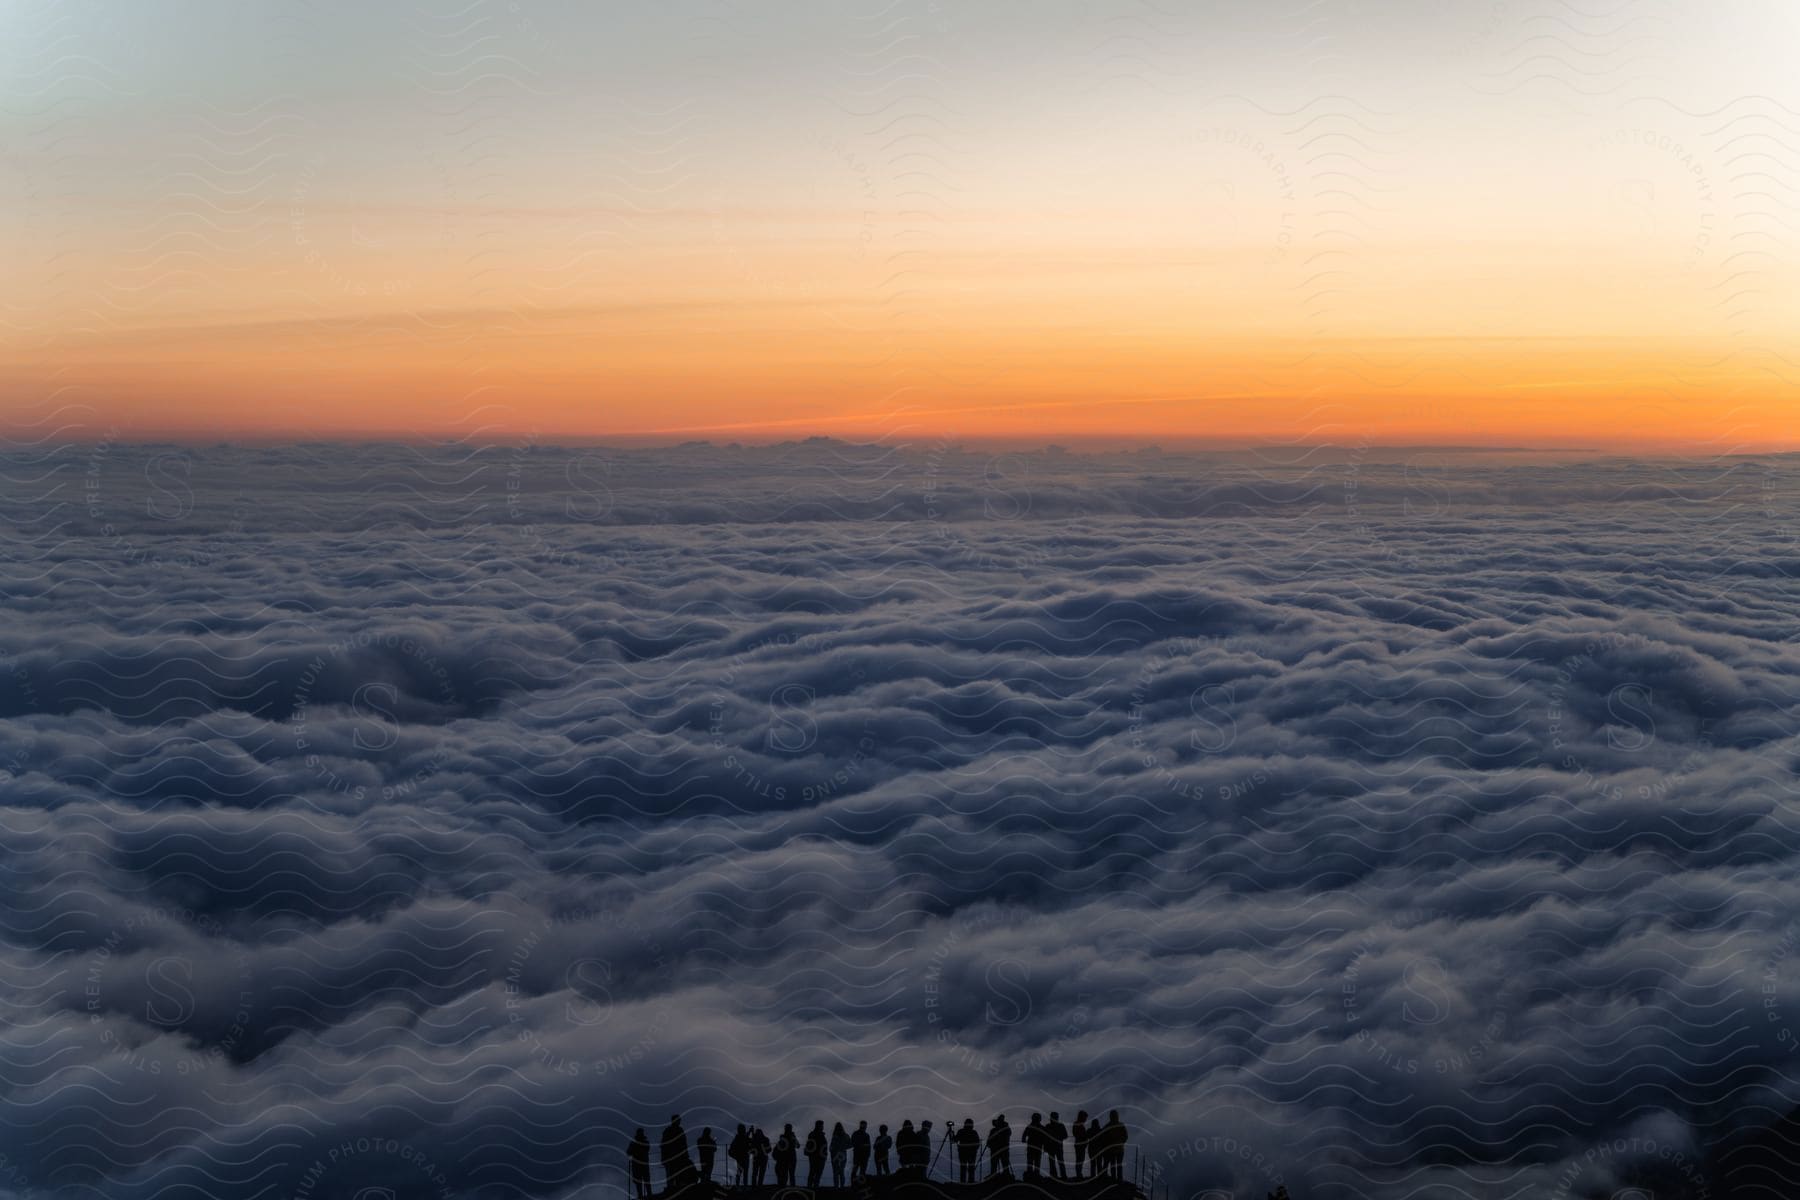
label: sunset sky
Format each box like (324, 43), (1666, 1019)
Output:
(4, 0), (1799, 448)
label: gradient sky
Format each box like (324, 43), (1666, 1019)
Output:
(4, 0), (1799, 447)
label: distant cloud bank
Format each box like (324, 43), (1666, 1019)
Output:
(2, 441), (1798, 1199)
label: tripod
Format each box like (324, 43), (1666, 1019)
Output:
(927, 1120), (955, 1180)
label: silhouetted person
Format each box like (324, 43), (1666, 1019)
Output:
(918, 1122), (935, 1178)
(805, 1121), (828, 1188)
(1025, 1113), (1045, 1176)
(1072, 1112), (1089, 1179)
(1045, 1112), (1068, 1179)
(729, 1125), (750, 1185)
(1267, 1189), (1292, 1200)
(1090, 1113), (1113, 1179)
(629, 1129), (653, 1199)
(1101, 1111), (1127, 1179)
(956, 1119), (981, 1183)
(662, 1115), (694, 1192)
(851, 1121), (871, 1181)
(986, 1115), (1012, 1178)
(830, 1122), (851, 1188)
(775, 1124), (798, 1187)
(873, 1124), (892, 1176)
(894, 1120), (918, 1176)
(752, 1127), (771, 1186)
(698, 1128), (717, 1183)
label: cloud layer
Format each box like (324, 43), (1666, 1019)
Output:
(3, 441), (1800, 1200)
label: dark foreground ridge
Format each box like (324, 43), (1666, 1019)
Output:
(652, 1177), (1160, 1200)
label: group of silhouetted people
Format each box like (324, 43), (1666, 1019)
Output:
(956, 1111), (1129, 1184)
(629, 1110), (1130, 1196)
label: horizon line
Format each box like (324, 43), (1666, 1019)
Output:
(6, 430), (1798, 459)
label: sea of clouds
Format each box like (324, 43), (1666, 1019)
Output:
(3, 439), (1800, 1200)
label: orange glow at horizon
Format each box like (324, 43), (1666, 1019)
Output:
(10, 284), (1800, 450)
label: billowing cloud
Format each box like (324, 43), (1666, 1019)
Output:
(2, 441), (1799, 1199)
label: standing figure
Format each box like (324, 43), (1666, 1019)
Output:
(1102, 1111), (1127, 1178)
(851, 1121), (871, 1181)
(805, 1121), (828, 1188)
(661, 1115), (694, 1193)
(956, 1119), (981, 1183)
(752, 1127), (771, 1186)
(629, 1130), (653, 1199)
(1045, 1112), (1068, 1179)
(698, 1129), (717, 1184)
(1024, 1114), (1045, 1176)
(829, 1122), (850, 1188)
(986, 1115), (1012, 1179)
(1071, 1111), (1090, 1179)
(895, 1121), (917, 1177)
(729, 1125), (750, 1185)
(1091, 1114), (1112, 1179)
(775, 1124), (799, 1187)
(873, 1124), (892, 1176)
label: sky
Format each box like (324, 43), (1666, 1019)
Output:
(3, 0), (1800, 447)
